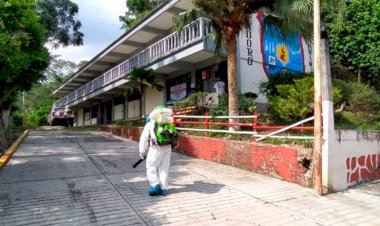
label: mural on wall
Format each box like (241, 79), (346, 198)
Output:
(346, 154), (380, 186)
(256, 12), (305, 76)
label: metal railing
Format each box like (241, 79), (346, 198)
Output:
(173, 112), (314, 141)
(55, 17), (212, 108)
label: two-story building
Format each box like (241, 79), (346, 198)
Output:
(53, 0), (313, 127)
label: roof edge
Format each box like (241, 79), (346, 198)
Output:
(54, 0), (179, 95)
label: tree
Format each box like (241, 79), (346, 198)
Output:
(0, 0), (50, 151)
(326, 0), (380, 86)
(124, 67), (164, 117)
(0, 0), (83, 153)
(20, 58), (82, 127)
(36, 0), (84, 48)
(174, 0), (275, 130)
(41, 56), (81, 83)
(119, 0), (166, 30)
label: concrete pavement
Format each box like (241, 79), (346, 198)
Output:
(0, 130), (379, 225)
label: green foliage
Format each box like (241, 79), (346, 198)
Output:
(174, 92), (211, 115)
(119, 0), (165, 30)
(25, 105), (51, 128)
(172, 9), (202, 32)
(9, 59), (80, 128)
(334, 80), (380, 125)
(36, 0), (83, 47)
(335, 111), (380, 130)
(259, 72), (311, 96)
(265, 0), (345, 41)
(0, 0), (83, 109)
(124, 67), (164, 97)
(209, 93), (257, 116)
(347, 83), (380, 115)
(263, 75), (342, 124)
(268, 76), (314, 123)
(0, 0), (83, 151)
(112, 119), (145, 127)
(0, 0), (50, 109)
(209, 95), (229, 116)
(42, 57), (81, 83)
(326, 0), (380, 86)
(262, 73), (380, 129)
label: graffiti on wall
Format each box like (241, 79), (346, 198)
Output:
(256, 12), (305, 76)
(346, 154), (380, 185)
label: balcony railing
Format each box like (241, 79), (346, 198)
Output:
(55, 17), (213, 108)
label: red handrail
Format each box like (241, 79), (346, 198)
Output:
(173, 111), (314, 132)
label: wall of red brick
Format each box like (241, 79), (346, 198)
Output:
(101, 125), (313, 187)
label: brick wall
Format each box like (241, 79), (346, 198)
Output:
(101, 125), (313, 187)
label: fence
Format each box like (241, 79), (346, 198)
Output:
(173, 112), (314, 141)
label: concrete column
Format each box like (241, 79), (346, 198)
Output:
(321, 37), (345, 191)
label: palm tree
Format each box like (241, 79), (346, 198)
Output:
(262, 0), (345, 37)
(173, 0), (275, 130)
(124, 67), (164, 118)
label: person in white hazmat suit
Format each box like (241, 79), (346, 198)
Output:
(139, 106), (177, 196)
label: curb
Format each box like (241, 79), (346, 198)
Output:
(0, 130), (29, 169)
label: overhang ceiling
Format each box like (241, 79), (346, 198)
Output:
(54, 0), (193, 96)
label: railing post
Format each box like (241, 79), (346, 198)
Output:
(252, 111), (257, 142)
(205, 112), (209, 136)
(173, 114), (177, 127)
(199, 17), (204, 37)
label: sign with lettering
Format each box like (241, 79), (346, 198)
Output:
(256, 12), (305, 76)
(170, 83), (187, 101)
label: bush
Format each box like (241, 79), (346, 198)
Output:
(25, 105), (51, 128)
(259, 72), (310, 96)
(263, 75), (344, 124)
(173, 92), (211, 115)
(209, 93), (257, 116)
(333, 82), (380, 129)
(267, 76), (314, 123)
(346, 83), (380, 114)
(209, 94), (228, 116)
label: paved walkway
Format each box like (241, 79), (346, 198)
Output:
(0, 130), (379, 226)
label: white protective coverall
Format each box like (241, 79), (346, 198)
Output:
(139, 121), (172, 190)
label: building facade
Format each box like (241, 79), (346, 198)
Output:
(53, 0), (313, 127)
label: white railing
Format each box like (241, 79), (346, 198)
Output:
(55, 17), (212, 108)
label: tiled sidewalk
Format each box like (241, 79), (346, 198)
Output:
(0, 130), (378, 225)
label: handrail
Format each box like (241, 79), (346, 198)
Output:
(176, 127), (313, 140)
(174, 112), (314, 141)
(256, 116), (315, 141)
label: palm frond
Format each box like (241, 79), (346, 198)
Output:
(172, 8), (202, 32)
(125, 67), (163, 94)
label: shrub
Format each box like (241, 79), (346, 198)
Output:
(209, 94), (228, 116)
(346, 83), (380, 114)
(264, 75), (343, 124)
(267, 76), (314, 123)
(259, 72), (310, 96)
(25, 105), (51, 128)
(173, 92), (211, 115)
(209, 93), (257, 116)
